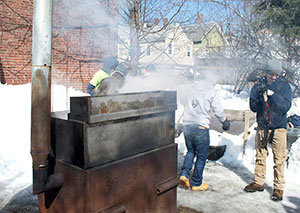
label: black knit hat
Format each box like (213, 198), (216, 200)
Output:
(114, 62), (129, 76)
(102, 56), (118, 73)
(146, 64), (156, 72)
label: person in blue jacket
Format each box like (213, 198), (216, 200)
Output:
(244, 58), (292, 202)
(86, 56), (118, 95)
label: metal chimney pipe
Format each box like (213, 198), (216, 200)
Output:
(31, 0), (63, 194)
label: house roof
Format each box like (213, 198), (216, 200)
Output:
(119, 22), (220, 44)
(118, 24), (168, 43)
(182, 22), (217, 42)
(141, 25), (173, 43)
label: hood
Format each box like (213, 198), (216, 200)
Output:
(190, 79), (215, 92)
(102, 56), (118, 73)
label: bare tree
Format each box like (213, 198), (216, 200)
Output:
(188, 0), (299, 94)
(1, 0), (120, 92)
(118, 0), (189, 74)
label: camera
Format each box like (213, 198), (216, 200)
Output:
(255, 76), (268, 96)
(247, 73), (268, 97)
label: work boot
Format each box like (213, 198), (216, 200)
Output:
(179, 176), (190, 189)
(272, 189), (283, 201)
(244, 182), (264, 192)
(192, 183), (209, 191)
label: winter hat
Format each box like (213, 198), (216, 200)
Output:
(110, 71), (126, 79)
(114, 62), (129, 76)
(145, 64), (156, 72)
(266, 58), (282, 75)
(195, 69), (216, 85)
(102, 56), (119, 74)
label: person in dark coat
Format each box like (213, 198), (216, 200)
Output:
(244, 58), (292, 202)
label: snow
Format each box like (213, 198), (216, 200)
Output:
(289, 97), (300, 116)
(0, 83), (300, 212)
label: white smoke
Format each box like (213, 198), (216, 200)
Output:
(53, 0), (116, 29)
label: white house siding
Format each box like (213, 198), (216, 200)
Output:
(139, 26), (194, 69)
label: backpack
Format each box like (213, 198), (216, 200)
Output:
(288, 114), (300, 127)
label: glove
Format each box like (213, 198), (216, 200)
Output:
(267, 89), (274, 96)
(263, 91), (268, 102)
(87, 83), (96, 95)
(175, 124), (183, 138)
(222, 119), (230, 131)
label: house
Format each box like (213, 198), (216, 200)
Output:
(118, 15), (226, 73)
(182, 22), (226, 58)
(139, 22), (194, 71)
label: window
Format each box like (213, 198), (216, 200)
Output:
(187, 46), (191, 57)
(146, 44), (151, 56)
(206, 46), (209, 53)
(168, 43), (173, 55)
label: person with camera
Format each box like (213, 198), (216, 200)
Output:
(244, 59), (292, 201)
(176, 72), (230, 191)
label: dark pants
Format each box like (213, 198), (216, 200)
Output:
(181, 125), (210, 187)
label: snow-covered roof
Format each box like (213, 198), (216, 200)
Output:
(182, 22), (217, 42)
(119, 22), (220, 44)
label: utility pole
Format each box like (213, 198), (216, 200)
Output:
(129, 0), (139, 75)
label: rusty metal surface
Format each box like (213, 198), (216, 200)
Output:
(68, 91), (176, 123)
(156, 176), (179, 195)
(38, 143), (178, 213)
(31, 66), (53, 194)
(51, 106), (175, 169)
(31, 0), (55, 194)
(95, 203), (125, 213)
(31, 67), (51, 165)
(51, 118), (85, 168)
(45, 91), (178, 212)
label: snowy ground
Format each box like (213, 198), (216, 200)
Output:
(175, 120), (300, 213)
(177, 161), (300, 213)
(0, 83), (300, 212)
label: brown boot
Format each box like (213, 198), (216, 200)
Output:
(192, 183), (209, 191)
(272, 189), (283, 201)
(244, 182), (264, 192)
(179, 176), (190, 189)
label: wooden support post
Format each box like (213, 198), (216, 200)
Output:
(211, 109), (255, 155)
(243, 111), (250, 154)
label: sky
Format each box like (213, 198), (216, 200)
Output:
(0, 82), (300, 212)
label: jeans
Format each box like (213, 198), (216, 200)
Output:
(181, 125), (210, 187)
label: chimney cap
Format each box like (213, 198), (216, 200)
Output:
(198, 13), (203, 23)
(163, 18), (168, 25)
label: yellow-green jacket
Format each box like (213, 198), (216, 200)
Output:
(87, 70), (109, 95)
